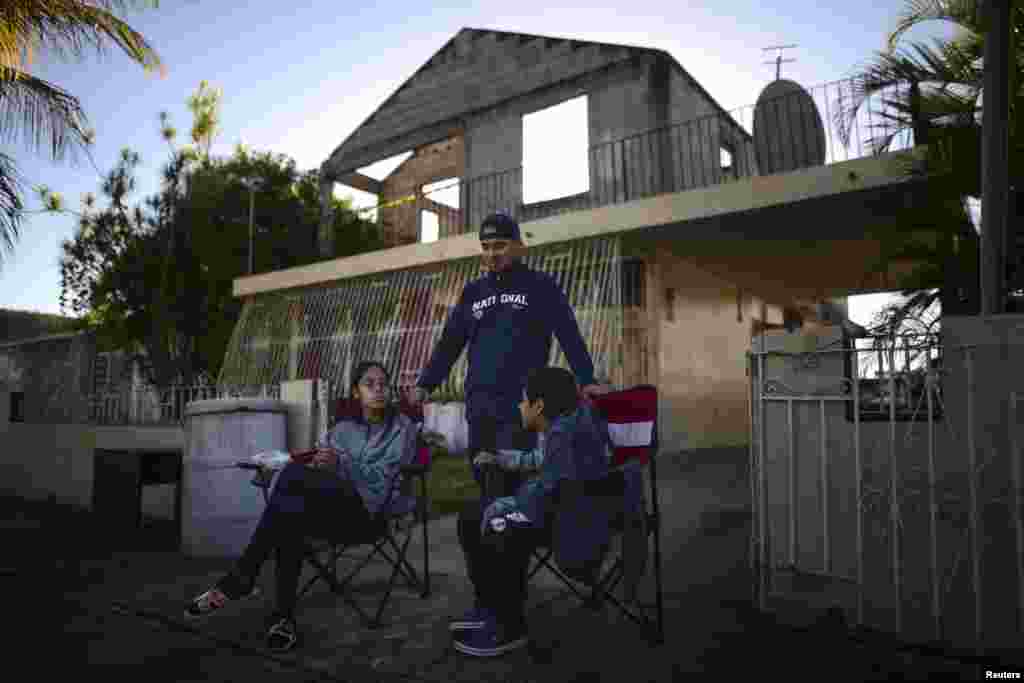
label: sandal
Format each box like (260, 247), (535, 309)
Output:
(265, 614), (300, 652)
(184, 579), (260, 620)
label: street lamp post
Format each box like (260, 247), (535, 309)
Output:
(247, 185), (256, 274)
(233, 176), (262, 275)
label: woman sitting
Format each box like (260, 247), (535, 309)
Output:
(184, 361), (422, 652)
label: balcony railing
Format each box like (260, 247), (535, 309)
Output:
(455, 77), (913, 235)
(340, 76), (914, 242)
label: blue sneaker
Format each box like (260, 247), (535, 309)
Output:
(452, 619), (529, 657)
(450, 606), (494, 631)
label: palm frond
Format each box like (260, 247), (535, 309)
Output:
(887, 1), (982, 53)
(0, 1), (164, 80)
(0, 66), (90, 163)
(835, 39), (981, 150)
(0, 151), (26, 268)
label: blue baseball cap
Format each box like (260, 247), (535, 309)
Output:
(479, 212), (522, 242)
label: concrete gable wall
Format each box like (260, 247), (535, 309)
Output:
(463, 56), (666, 178)
(325, 31), (640, 176)
(666, 67), (752, 189)
(462, 57), (668, 228)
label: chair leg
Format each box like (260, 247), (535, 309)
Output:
(298, 544), (356, 599)
(588, 560), (623, 610)
(420, 482), (430, 597)
(372, 530), (415, 627)
(531, 552), (594, 605)
(527, 548), (554, 582)
(381, 533), (423, 591)
(652, 525), (665, 645)
(300, 544), (373, 626)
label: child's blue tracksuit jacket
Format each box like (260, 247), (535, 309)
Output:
(479, 402), (646, 583)
(415, 261), (596, 422)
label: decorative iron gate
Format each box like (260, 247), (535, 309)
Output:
(749, 328), (1023, 659)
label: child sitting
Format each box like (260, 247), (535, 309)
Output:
(451, 366), (613, 657)
(183, 361), (421, 652)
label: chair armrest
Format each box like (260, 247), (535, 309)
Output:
(237, 462), (275, 489)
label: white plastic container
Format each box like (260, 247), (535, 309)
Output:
(423, 402), (469, 455)
(182, 398), (287, 558)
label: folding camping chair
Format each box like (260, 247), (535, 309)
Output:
(479, 384), (665, 644)
(239, 395), (434, 628)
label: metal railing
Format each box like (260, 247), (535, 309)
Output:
(340, 75), (914, 241)
(88, 382), (281, 425)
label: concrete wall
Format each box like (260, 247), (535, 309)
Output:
(460, 54), (738, 224)
(0, 405), (184, 518)
(0, 381), (320, 527)
(939, 315), (1024, 653)
(637, 242), (783, 452)
(667, 66), (717, 127)
(325, 30), (639, 176)
(463, 57), (667, 228)
(0, 332), (95, 423)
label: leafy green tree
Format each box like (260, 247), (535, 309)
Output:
(57, 85), (384, 385)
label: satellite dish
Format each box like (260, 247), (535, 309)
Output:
(753, 79), (827, 175)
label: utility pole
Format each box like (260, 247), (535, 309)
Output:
(980, 0), (1013, 315)
(234, 175), (261, 275)
(763, 45), (797, 80)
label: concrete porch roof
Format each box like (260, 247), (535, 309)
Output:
(234, 147), (931, 299)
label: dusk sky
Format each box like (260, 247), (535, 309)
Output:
(0, 0), (957, 325)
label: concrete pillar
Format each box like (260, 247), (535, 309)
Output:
(941, 314), (1024, 651)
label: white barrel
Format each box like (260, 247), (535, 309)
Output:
(182, 398), (288, 558)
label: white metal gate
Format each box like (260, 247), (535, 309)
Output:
(749, 328), (1023, 659)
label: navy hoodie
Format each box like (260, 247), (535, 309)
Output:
(416, 261), (596, 419)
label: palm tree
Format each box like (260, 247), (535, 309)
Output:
(0, 0), (163, 269)
(835, 0), (1024, 329)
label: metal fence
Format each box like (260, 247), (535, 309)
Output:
(88, 382), (281, 425)
(342, 75), (913, 240)
(749, 332), (1023, 660)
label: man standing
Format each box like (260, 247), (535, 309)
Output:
(410, 212), (605, 491)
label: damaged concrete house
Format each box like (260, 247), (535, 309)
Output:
(217, 27), (938, 453)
